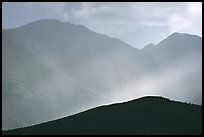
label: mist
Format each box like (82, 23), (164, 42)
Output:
(2, 20), (202, 130)
(109, 52), (202, 105)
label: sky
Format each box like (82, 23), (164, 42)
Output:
(2, 2), (202, 49)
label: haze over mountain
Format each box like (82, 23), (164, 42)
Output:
(142, 33), (202, 104)
(3, 96), (202, 135)
(2, 19), (202, 130)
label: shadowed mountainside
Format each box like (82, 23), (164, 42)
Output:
(3, 96), (202, 135)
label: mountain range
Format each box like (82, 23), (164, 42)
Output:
(2, 19), (202, 130)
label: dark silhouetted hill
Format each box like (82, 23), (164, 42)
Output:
(3, 96), (202, 135)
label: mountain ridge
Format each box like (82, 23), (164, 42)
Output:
(3, 19), (137, 50)
(2, 19), (202, 130)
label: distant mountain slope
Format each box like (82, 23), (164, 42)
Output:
(142, 33), (202, 105)
(143, 32), (202, 65)
(2, 19), (158, 130)
(3, 96), (202, 135)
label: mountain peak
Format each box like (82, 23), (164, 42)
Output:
(26, 19), (72, 27)
(155, 32), (202, 48)
(34, 19), (62, 23)
(168, 32), (201, 39)
(7, 19), (80, 31)
(142, 43), (155, 50)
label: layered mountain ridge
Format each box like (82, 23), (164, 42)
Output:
(2, 19), (202, 130)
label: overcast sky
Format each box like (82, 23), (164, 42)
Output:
(2, 2), (202, 49)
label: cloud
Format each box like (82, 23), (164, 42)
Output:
(25, 2), (66, 15)
(169, 14), (192, 33)
(69, 2), (202, 48)
(2, 2), (202, 48)
(24, 2), (67, 20)
(167, 2), (202, 36)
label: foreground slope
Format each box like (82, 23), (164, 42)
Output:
(3, 96), (202, 135)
